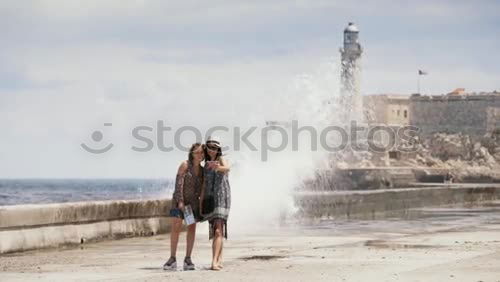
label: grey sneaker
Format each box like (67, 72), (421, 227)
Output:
(183, 257), (195, 271)
(163, 257), (177, 271)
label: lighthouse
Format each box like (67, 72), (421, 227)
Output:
(339, 22), (363, 123)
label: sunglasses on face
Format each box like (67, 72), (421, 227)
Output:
(207, 145), (219, 151)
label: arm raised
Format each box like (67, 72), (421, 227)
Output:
(215, 157), (230, 173)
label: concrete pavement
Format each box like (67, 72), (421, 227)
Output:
(2, 201), (500, 281)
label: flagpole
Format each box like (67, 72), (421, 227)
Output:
(417, 70), (428, 94)
(417, 72), (420, 94)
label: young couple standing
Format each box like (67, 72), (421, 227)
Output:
(163, 136), (231, 271)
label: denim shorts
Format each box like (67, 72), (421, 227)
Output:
(169, 208), (184, 219)
(170, 207), (205, 222)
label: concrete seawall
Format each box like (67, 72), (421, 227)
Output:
(295, 185), (500, 219)
(0, 199), (172, 254)
(2, 185), (500, 254)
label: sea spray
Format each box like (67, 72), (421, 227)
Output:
(228, 59), (343, 234)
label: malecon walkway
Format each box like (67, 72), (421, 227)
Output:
(2, 201), (500, 282)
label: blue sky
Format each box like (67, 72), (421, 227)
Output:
(0, 0), (499, 177)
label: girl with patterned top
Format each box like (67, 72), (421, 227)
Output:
(163, 143), (204, 271)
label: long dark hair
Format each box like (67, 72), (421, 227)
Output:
(188, 143), (203, 165)
(204, 142), (222, 161)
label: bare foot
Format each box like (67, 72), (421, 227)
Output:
(211, 264), (221, 271)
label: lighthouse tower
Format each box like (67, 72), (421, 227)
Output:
(339, 22), (363, 123)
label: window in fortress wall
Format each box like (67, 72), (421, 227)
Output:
(389, 151), (401, 159)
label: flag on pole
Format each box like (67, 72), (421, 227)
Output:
(418, 70), (428, 75)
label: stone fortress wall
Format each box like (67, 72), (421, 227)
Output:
(410, 92), (500, 137)
(363, 94), (410, 125)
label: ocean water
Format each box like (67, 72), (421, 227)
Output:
(0, 179), (174, 206)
